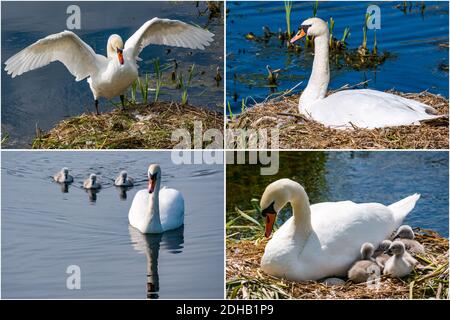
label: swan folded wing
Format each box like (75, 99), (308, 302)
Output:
(4, 31), (102, 81)
(159, 188), (184, 231)
(124, 17), (214, 61)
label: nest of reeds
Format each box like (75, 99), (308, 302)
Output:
(32, 102), (223, 149)
(226, 228), (449, 299)
(227, 90), (448, 149)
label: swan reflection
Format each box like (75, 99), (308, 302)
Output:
(129, 225), (184, 299)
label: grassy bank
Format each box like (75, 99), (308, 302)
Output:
(226, 228), (449, 299)
(32, 102), (223, 149)
(227, 90), (448, 149)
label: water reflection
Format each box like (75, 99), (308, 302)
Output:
(129, 225), (185, 299)
(86, 188), (100, 203)
(115, 186), (133, 201)
(58, 182), (71, 193)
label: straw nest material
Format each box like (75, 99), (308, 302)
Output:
(32, 102), (223, 149)
(227, 90), (448, 149)
(226, 228), (449, 299)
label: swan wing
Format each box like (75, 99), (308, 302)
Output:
(124, 17), (214, 61)
(128, 189), (150, 231)
(309, 89), (441, 129)
(159, 187), (184, 232)
(4, 30), (104, 81)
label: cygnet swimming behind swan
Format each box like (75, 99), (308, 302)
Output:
(83, 173), (102, 190)
(383, 241), (418, 278)
(348, 243), (381, 283)
(394, 225), (425, 254)
(114, 170), (134, 187)
(54, 167), (74, 183)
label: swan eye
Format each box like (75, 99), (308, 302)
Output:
(300, 24), (311, 33)
(261, 201), (276, 217)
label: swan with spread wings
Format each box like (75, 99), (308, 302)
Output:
(4, 18), (214, 114)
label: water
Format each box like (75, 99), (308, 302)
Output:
(1, 151), (224, 298)
(226, 151), (449, 237)
(226, 1), (449, 114)
(1, 1), (224, 148)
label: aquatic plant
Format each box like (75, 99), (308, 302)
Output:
(312, 0), (319, 17)
(284, 1), (293, 46)
(152, 58), (162, 102)
(178, 64), (196, 105)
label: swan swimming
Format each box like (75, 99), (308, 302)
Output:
(83, 173), (101, 190)
(260, 178), (420, 281)
(289, 17), (443, 129)
(53, 167), (74, 183)
(383, 241), (418, 277)
(115, 170), (134, 187)
(4, 18), (214, 114)
(128, 164), (184, 234)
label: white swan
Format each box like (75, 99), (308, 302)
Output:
(128, 164), (184, 234)
(260, 178), (420, 281)
(115, 170), (134, 187)
(53, 167), (73, 183)
(4, 18), (214, 114)
(383, 241), (418, 277)
(83, 173), (101, 190)
(289, 17), (443, 129)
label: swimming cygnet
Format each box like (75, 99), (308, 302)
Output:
(348, 243), (381, 283)
(83, 174), (102, 190)
(383, 241), (418, 278)
(114, 170), (134, 187)
(54, 167), (74, 183)
(394, 225), (425, 254)
(373, 239), (392, 267)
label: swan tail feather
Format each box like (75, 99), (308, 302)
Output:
(388, 193), (420, 227)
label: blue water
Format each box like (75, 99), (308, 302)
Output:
(226, 1), (449, 114)
(1, 1), (224, 148)
(226, 151), (449, 237)
(1, 151), (224, 298)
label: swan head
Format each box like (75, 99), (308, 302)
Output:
(147, 164), (161, 194)
(394, 225), (415, 240)
(120, 170), (128, 180)
(360, 242), (375, 260)
(260, 178), (303, 238)
(377, 239), (392, 252)
(385, 241), (405, 256)
(107, 34), (124, 65)
(62, 167), (69, 178)
(290, 17), (329, 44)
(89, 173), (97, 183)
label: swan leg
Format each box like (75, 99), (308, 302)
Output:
(94, 99), (99, 115)
(120, 95), (125, 111)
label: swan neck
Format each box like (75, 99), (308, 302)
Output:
(146, 181), (162, 231)
(290, 187), (313, 241)
(299, 33), (330, 113)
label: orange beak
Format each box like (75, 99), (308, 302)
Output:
(148, 178), (156, 194)
(117, 49), (124, 65)
(265, 213), (276, 238)
(290, 29), (307, 44)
